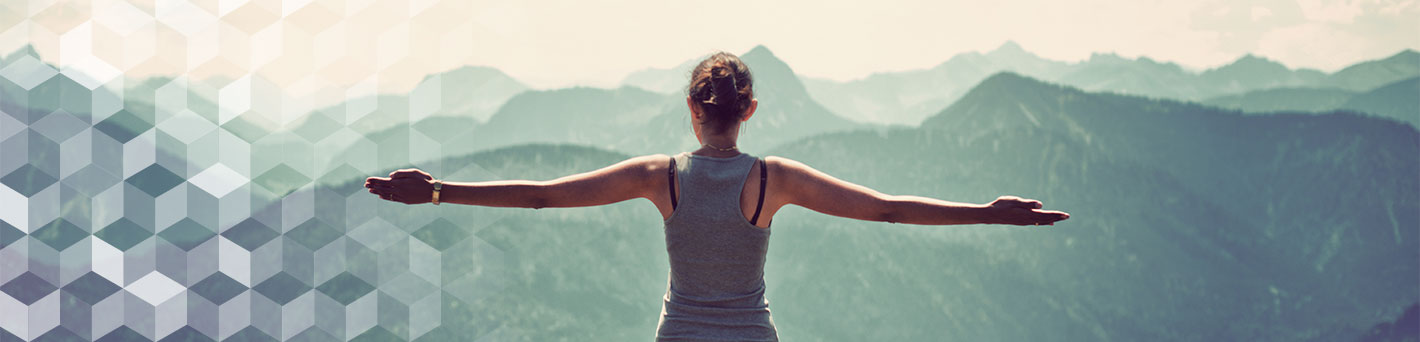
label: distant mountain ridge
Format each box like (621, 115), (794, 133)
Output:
(1339, 77), (1420, 127)
(1201, 87), (1356, 114)
(619, 58), (699, 95)
(326, 45), (870, 174)
(1328, 49), (1420, 91)
(801, 42), (1419, 126)
(1202, 77), (1420, 127)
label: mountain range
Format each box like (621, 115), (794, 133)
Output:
(320, 45), (867, 176)
(283, 72), (1417, 341)
(798, 41), (1419, 126)
(1201, 77), (1420, 127)
(2, 42), (1416, 341)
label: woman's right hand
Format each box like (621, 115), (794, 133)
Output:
(988, 195), (1070, 226)
(364, 168), (436, 205)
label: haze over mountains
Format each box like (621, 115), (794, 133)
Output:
(2, 42), (1417, 341)
(12, 40), (1412, 173)
(251, 72), (1417, 340)
(798, 41), (1419, 126)
(316, 42), (1417, 176)
(322, 45), (864, 175)
(1201, 77), (1420, 127)
(770, 73), (1418, 341)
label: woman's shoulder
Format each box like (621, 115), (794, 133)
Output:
(761, 155), (805, 173)
(624, 153), (678, 175)
(759, 155), (830, 187)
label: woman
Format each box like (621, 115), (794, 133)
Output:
(364, 52), (1070, 341)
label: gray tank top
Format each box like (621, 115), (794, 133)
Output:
(655, 152), (778, 341)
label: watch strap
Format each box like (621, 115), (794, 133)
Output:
(431, 180), (442, 205)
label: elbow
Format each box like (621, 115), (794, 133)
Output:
(527, 188), (550, 209)
(877, 212), (899, 224)
(874, 197), (901, 224)
(522, 183), (551, 209)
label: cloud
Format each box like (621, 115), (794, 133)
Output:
(1295, 0), (1366, 23)
(1186, 0), (1417, 70)
(1256, 22), (1372, 68)
(1260, 0), (1420, 69)
(1251, 6), (1275, 21)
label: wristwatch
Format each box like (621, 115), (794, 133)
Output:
(431, 179), (442, 205)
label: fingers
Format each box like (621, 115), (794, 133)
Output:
(1032, 210), (1070, 225)
(388, 168), (432, 180)
(365, 177), (390, 188)
(1009, 199), (1042, 210)
(997, 195), (1043, 210)
(1016, 198), (1043, 210)
(365, 181), (393, 192)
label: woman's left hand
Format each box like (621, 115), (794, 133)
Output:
(365, 168), (435, 205)
(988, 195), (1070, 226)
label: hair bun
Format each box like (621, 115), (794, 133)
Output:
(686, 52), (753, 134)
(707, 65), (738, 107)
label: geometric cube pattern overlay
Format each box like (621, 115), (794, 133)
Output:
(0, 2), (512, 340)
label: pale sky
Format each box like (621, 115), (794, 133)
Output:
(2, 0), (1417, 93)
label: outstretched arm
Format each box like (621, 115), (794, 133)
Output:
(773, 157), (1069, 226)
(364, 155), (662, 208)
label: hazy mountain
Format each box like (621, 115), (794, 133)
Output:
(924, 74), (1418, 308)
(424, 66), (530, 122)
(1340, 77), (1420, 128)
(1, 44), (530, 198)
(285, 65), (528, 138)
(619, 58), (699, 95)
(1199, 77), (1418, 128)
(802, 43), (1418, 126)
(318, 84), (671, 175)
(452, 86), (673, 155)
(762, 73), (1417, 340)
(803, 41), (1066, 126)
(1198, 54), (1327, 93)
(1327, 50), (1420, 92)
(1052, 53), (1202, 100)
(327, 45), (869, 174)
(23, 43), (865, 181)
(1200, 87), (1356, 113)
(923, 73), (1417, 209)
(237, 65), (529, 182)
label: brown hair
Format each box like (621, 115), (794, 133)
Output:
(687, 52), (754, 133)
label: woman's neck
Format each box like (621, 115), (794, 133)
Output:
(693, 135), (741, 158)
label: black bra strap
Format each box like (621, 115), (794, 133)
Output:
(668, 157), (678, 209)
(750, 158), (767, 225)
